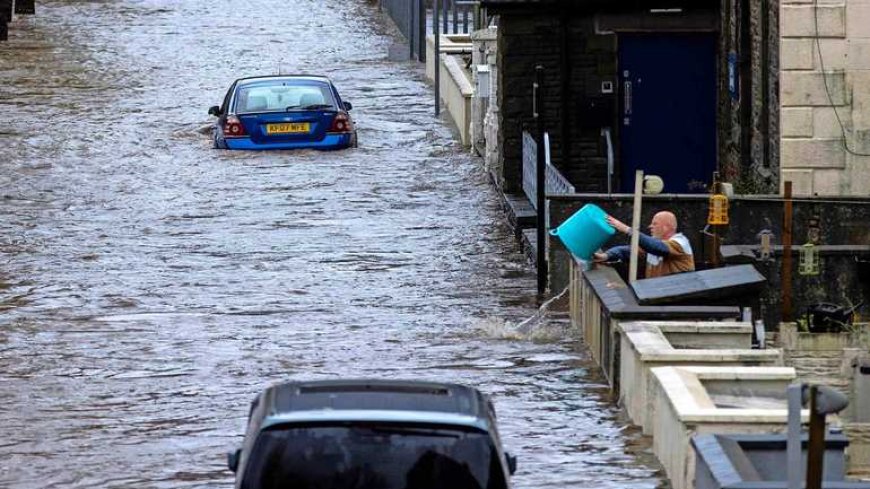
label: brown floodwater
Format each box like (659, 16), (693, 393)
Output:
(0, 1), (665, 487)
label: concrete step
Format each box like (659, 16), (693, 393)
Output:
(502, 192), (537, 238)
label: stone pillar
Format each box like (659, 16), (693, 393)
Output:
(15, 0), (34, 15)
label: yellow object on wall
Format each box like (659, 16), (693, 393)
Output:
(707, 193), (729, 225)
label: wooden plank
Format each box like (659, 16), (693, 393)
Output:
(629, 170), (643, 283)
(582, 266), (742, 320)
(632, 264), (766, 305)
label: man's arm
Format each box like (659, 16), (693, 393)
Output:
(599, 233), (669, 263)
(637, 232), (671, 257)
(597, 214), (672, 262)
(601, 245), (631, 262)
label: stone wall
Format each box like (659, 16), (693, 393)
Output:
(845, 422), (870, 478)
(721, 0), (780, 193)
(471, 28), (497, 158)
(547, 194), (870, 325)
(771, 323), (870, 477)
(780, 0), (870, 196)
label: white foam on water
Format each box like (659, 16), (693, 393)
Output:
(513, 286), (570, 335)
(473, 286), (572, 342)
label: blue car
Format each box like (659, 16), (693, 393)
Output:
(208, 75), (357, 150)
(227, 379), (517, 489)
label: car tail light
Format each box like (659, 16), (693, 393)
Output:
(223, 116), (247, 138)
(328, 113), (353, 133)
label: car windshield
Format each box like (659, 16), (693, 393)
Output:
(241, 424), (507, 489)
(234, 82), (337, 113)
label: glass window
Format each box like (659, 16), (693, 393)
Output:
(234, 83), (336, 113)
(241, 424), (507, 489)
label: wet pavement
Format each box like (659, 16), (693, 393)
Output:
(0, 1), (664, 487)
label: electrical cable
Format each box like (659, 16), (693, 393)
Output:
(814, 0), (870, 156)
(731, 196), (870, 204)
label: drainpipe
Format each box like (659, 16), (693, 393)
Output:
(434, 0), (441, 117)
(535, 65), (547, 296)
(418, 0), (425, 62)
(739, 0), (752, 175)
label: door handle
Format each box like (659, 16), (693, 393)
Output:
(624, 80), (632, 116)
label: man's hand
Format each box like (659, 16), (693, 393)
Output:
(606, 215), (631, 235)
(593, 252), (609, 262)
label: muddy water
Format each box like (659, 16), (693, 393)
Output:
(0, 1), (664, 488)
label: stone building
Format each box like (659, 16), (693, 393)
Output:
(387, 0), (868, 198)
(780, 0), (870, 196)
(479, 0), (781, 195)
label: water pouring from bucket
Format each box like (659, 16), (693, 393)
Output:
(549, 203), (616, 261)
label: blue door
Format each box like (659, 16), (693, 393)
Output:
(618, 33), (717, 193)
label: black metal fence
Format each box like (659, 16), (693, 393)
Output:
(377, 0), (488, 62)
(380, 0), (426, 61)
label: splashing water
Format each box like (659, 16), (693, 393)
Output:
(473, 286), (572, 342)
(514, 286), (571, 335)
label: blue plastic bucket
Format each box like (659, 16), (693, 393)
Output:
(549, 203), (615, 260)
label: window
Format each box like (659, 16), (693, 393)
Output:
(235, 83), (336, 113)
(242, 424), (508, 489)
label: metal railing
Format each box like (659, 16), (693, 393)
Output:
(435, 0), (483, 35)
(380, 0), (426, 61)
(378, 0), (488, 62)
(522, 131), (576, 210)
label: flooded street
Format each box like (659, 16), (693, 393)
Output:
(0, 1), (663, 488)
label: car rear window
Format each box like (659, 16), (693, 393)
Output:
(234, 83), (336, 113)
(241, 424), (508, 489)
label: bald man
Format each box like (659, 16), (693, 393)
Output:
(593, 211), (695, 278)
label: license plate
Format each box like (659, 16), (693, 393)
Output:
(266, 122), (310, 134)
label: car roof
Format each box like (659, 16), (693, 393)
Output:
(235, 74), (333, 86)
(256, 379), (495, 431)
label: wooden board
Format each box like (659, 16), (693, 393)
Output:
(631, 264), (766, 305)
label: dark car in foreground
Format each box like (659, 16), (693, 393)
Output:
(208, 75), (357, 150)
(228, 379), (517, 489)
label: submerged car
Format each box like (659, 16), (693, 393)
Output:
(228, 379), (517, 489)
(208, 75), (357, 150)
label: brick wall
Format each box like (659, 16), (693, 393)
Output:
(495, 14), (614, 194)
(780, 0), (870, 196)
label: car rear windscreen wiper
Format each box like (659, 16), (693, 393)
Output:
(301, 104), (334, 110)
(285, 104), (335, 111)
(364, 426), (463, 438)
